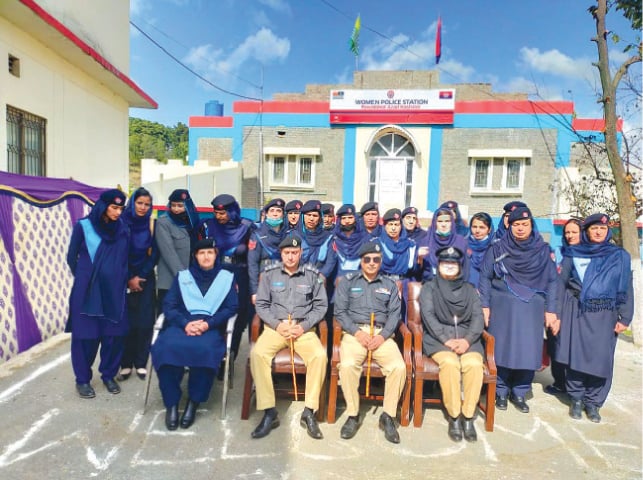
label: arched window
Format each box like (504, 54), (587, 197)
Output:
(367, 132), (415, 208)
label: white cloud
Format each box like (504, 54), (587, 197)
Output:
(183, 28), (290, 86)
(519, 47), (595, 82)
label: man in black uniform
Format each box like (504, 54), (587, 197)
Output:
(250, 235), (328, 440)
(334, 241), (405, 444)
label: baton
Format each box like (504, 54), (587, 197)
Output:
(288, 314), (299, 401)
(365, 312), (375, 397)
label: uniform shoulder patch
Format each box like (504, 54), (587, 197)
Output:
(303, 263), (320, 274)
(344, 272), (355, 280)
(264, 262), (281, 272)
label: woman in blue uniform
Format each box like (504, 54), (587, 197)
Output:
(466, 212), (494, 289)
(479, 206), (558, 413)
(152, 238), (238, 430)
(66, 189), (129, 398)
(422, 207), (468, 282)
(119, 188), (158, 381)
(556, 213), (633, 423)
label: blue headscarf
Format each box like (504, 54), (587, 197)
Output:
(439, 200), (468, 236)
(467, 212), (495, 272)
(490, 207), (552, 301)
(378, 227), (416, 276)
(564, 213), (630, 312)
(332, 214), (369, 259)
(122, 187), (153, 267)
(206, 197), (251, 256)
(87, 189), (128, 242)
(426, 209), (468, 272)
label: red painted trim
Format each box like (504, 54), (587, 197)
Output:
(455, 100), (574, 115)
(233, 101), (329, 113)
(572, 118), (624, 132)
(329, 112), (454, 125)
(18, 0), (157, 108)
(189, 116), (234, 127)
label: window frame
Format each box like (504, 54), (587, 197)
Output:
(470, 158), (493, 191)
(295, 156), (315, 187)
(6, 105), (47, 176)
(468, 149), (530, 195)
(270, 155), (287, 185)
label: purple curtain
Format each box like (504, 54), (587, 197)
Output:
(0, 195), (42, 353)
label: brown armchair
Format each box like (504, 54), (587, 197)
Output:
(406, 281), (497, 431)
(241, 314), (328, 421)
(326, 279), (413, 426)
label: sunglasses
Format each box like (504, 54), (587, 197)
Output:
(362, 255), (382, 264)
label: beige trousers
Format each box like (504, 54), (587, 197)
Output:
(250, 326), (327, 411)
(432, 350), (484, 418)
(338, 326), (406, 417)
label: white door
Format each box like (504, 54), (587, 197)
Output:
(376, 158), (406, 210)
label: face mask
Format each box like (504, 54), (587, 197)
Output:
(265, 217), (283, 227)
(436, 230), (451, 237)
(340, 223), (356, 232)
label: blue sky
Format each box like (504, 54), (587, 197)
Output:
(128, 0), (640, 133)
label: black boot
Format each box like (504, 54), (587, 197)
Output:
(462, 416), (477, 442)
(569, 399), (583, 420)
(180, 399), (199, 429)
(165, 405), (179, 431)
(448, 416), (463, 442)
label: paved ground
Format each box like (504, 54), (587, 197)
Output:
(0, 333), (641, 480)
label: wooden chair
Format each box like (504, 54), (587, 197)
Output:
(406, 281), (497, 431)
(241, 314), (328, 421)
(326, 280), (413, 426)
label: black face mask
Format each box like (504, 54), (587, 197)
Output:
(340, 223), (356, 232)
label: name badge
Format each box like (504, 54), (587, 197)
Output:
(375, 288), (390, 295)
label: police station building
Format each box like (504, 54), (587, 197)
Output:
(187, 70), (608, 244)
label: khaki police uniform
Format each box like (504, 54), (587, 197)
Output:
(334, 272), (406, 418)
(251, 262), (328, 411)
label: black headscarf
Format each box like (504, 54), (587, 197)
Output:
(432, 267), (477, 326)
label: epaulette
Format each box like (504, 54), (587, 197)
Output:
(344, 272), (356, 280)
(303, 263), (320, 274)
(264, 262), (282, 272)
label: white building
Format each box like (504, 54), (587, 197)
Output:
(0, 0), (155, 187)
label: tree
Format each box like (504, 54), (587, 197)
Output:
(589, 0), (642, 344)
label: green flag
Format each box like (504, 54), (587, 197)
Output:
(349, 15), (361, 56)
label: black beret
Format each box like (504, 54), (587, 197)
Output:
(279, 234), (303, 249)
(436, 246), (463, 262)
(100, 189), (126, 206)
(285, 199), (302, 212)
(382, 208), (402, 223)
(193, 237), (216, 253)
(508, 206), (532, 224)
(359, 201), (379, 216)
(402, 206), (418, 217)
(322, 203), (335, 215)
(336, 204), (356, 216)
(211, 194), (236, 210)
(357, 241), (382, 257)
(264, 198), (285, 212)
(301, 200), (322, 214)
(503, 201), (527, 213)
(583, 213), (610, 229)
(169, 189), (190, 203)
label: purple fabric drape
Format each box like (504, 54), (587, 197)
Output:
(0, 195), (42, 353)
(0, 171), (107, 203)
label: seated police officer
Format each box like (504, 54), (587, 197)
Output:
(334, 241), (406, 444)
(250, 235), (328, 439)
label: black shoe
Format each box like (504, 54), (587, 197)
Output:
(379, 412), (400, 444)
(116, 368), (131, 381)
(180, 400), (199, 429)
(76, 383), (96, 399)
(300, 408), (323, 439)
(544, 384), (565, 396)
(462, 416), (477, 442)
(165, 405), (179, 430)
(569, 399), (583, 420)
(251, 409), (280, 439)
(340, 415), (360, 439)
(585, 404), (601, 423)
(103, 378), (121, 394)
(496, 395), (508, 410)
(135, 368), (147, 380)
(447, 416), (463, 442)
(510, 395), (529, 413)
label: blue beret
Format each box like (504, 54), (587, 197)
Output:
(359, 201), (379, 216)
(336, 204), (356, 216)
(169, 189), (190, 203)
(264, 198), (285, 212)
(193, 237), (216, 253)
(211, 194), (236, 210)
(301, 200), (322, 214)
(100, 189), (126, 206)
(322, 203), (335, 215)
(285, 200), (302, 212)
(382, 208), (402, 223)
(508, 206), (532, 224)
(503, 201), (527, 213)
(583, 213), (610, 229)
(402, 206), (418, 217)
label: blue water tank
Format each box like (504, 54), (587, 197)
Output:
(204, 100), (223, 116)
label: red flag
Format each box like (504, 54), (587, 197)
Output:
(435, 16), (442, 64)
